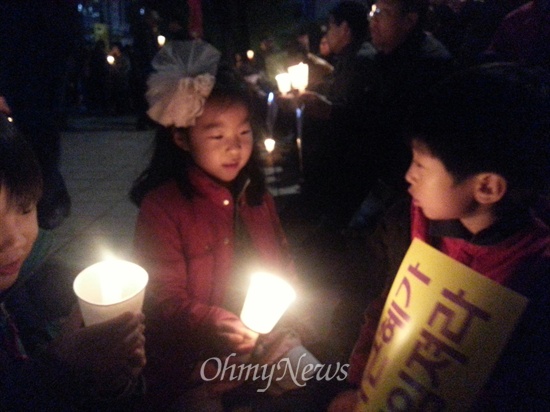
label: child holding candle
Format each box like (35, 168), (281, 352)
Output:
(329, 63), (550, 410)
(0, 110), (146, 410)
(131, 40), (315, 409)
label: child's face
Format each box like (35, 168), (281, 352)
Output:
(405, 142), (478, 221)
(182, 101), (253, 183)
(0, 187), (38, 293)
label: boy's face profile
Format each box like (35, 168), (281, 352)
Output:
(0, 186), (38, 293)
(405, 142), (479, 222)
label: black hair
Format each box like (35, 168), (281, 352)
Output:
(395, 0), (429, 28)
(329, 1), (368, 45)
(0, 113), (43, 208)
(405, 62), (550, 214)
(130, 66), (266, 206)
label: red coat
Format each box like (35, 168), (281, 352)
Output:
(133, 167), (294, 405)
(349, 204), (550, 408)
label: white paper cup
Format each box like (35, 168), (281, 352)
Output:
(240, 272), (296, 334)
(73, 260), (148, 326)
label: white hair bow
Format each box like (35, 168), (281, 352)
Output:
(146, 40), (221, 128)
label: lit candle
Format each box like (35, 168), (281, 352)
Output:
(266, 92), (278, 135)
(287, 62), (309, 93)
(295, 105), (304, 175)
(73, 260), (149, 326)
(106, 55), (115, 65)
(275, 73), (292, 95)
(157, 35), (166, 47)
(246, 49), (254, 60)
(240, 272), (296, 334)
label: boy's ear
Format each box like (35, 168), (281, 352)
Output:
(173, 130), (190, 151)
(473, 173), (507, 205)
(341, 21), (352, 41)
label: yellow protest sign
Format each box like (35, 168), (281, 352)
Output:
(357, 238), (528, 411)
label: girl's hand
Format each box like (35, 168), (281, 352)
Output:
(213, 310), (258, 354)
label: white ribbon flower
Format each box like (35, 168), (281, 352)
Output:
(146, 40), (221, 128)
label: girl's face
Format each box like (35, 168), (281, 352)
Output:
(0, 187), (38, 293)
(175, 100), (253, 183)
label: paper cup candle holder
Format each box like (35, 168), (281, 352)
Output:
(73, 260), (149, 326)
(240, 272), (296, 334)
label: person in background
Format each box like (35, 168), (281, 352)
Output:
(351, 0), (453, 225)
(288, 0), (370, 232)
(318, 34), (334, 62)
(0, 1), (78, 230)
(330, 62), (550, 410)
(107, 42), (132, 115)
(485, 0), (550, 70)
(0, 111), (146, 411)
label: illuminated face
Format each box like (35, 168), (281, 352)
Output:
(0, 187), (38, 293)
(180, 100), (253, 183)
(405, 142), (478, 221)
(319, 36), (331, 57)
(369, 0), (415, 54)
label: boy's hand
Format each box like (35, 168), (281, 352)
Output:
(49, 310), (146, 390)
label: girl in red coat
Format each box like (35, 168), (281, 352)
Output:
(130, 40), (297, 409)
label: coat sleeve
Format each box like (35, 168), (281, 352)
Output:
(347, 199), (411, 386)
(134, 194), (228, 340)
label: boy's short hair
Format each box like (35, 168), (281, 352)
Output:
(405, 63), (550, 213)
(329, 1), (368, 44)
(396, 0), (429, 27)
(0, 113), (42, 207)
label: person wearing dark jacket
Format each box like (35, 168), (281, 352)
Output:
(348, 0), (454, 229)
(0, 112), (146, 411)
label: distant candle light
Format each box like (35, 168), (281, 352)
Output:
(157, 35), (166, 47)
(247, 49), (254, 60)
(275, 73), (292, 95)
(264, 137), (276, 154)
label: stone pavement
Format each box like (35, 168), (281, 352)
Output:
(44, 115), (153, 275)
